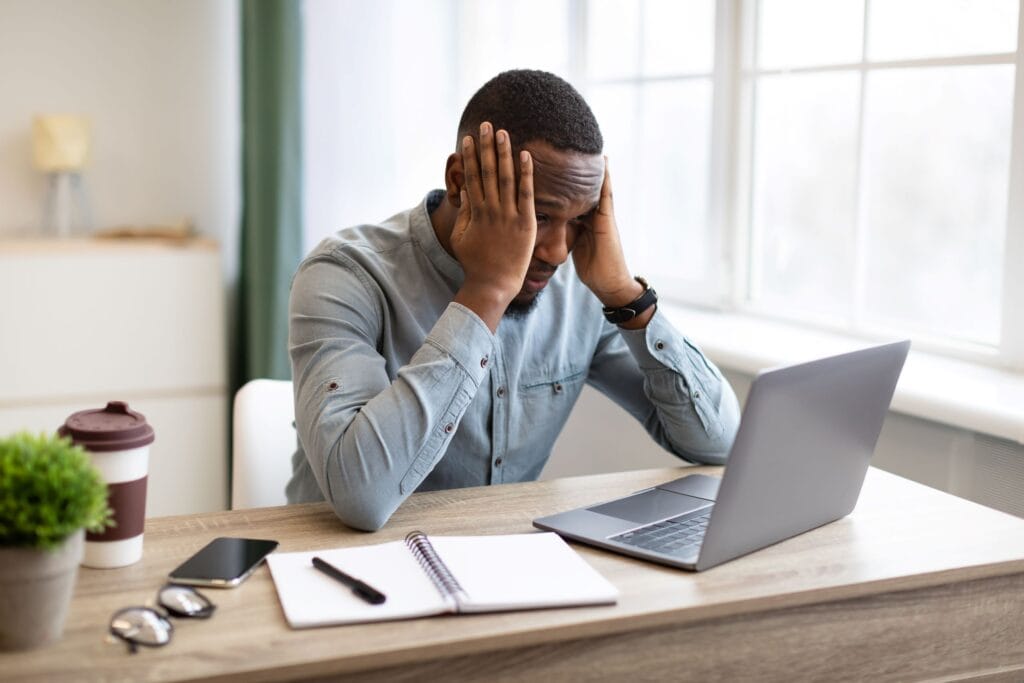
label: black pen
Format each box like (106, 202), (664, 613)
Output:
(312, 556), (387, 605)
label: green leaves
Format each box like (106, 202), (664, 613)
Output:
(0, 432), (113, 550)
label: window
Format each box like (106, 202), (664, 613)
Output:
(304, 0), (1024, 369)
(581, 0), (720, 302)
(743, 0), (1021, 364)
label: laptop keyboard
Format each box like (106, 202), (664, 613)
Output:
(609, 509), (711, 557)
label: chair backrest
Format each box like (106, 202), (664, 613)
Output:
(231, 379), (296, 509)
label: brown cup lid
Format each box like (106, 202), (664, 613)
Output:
(58, 401), (155, 452)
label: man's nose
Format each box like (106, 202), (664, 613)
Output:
(533, 222), (572, 266)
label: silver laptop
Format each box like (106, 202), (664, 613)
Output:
(533, 340), (910, 571)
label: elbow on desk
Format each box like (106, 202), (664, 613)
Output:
(698, 384), (741, 464)
(674, 404), (739, 467)
(330, 501), (392, 532)
(325, 486), (395, 532)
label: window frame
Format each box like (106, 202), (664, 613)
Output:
(726, 0), (1024, 371)
(465, 0), (1023, 371)
(571, 0), (726, 308)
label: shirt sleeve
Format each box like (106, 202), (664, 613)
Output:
(289, 253), (494, 530)
(586, 308), (741, 465)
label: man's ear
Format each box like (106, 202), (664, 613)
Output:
(444, 153), (464, 208)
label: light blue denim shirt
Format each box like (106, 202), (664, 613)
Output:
(286, 191), (740, 530)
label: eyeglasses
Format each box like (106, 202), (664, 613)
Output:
(108, 584), (216, 654)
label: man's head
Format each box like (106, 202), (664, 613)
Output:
(443, 70), (605, 316)
(455, 69), (603, 156)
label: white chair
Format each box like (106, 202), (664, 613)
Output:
(231, 379), (296, 509)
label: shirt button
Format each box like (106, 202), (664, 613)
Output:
(444, 423), (455, 434)
(480, 355), (489, 368)
(655, 340), (666, 351)
(496, 386), (506, 398)
(495, 457), (503, 467)
(553, 382), (563, 394)
(693, 390), (701, 400)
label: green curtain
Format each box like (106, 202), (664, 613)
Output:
(237, 0), (303, 387)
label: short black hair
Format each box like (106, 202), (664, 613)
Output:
(457, 70), (603, 155)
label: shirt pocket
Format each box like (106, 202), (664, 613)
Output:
(515, 367), (587, 440)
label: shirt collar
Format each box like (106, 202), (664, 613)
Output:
(411, 189), (464, 285)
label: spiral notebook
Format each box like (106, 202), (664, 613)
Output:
(266, 531), (619, 628)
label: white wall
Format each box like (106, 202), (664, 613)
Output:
(0, 1), (239, 515)
(0, 0), (240, 278)
(302, 0), (459, 250)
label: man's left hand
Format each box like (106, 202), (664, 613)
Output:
(572, 158), (649, 324)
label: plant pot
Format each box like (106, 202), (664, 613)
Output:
(0, 529), (84, 651)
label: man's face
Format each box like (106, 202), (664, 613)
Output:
(506, 141), (604, 316)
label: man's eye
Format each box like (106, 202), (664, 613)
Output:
(536, 214), (549, 224)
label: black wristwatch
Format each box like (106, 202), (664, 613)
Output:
(602, 277), (658, 325)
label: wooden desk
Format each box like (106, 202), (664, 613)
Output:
(6, 466), (1024, 682)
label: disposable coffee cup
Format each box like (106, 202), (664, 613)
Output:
(58, 401), (154, 568)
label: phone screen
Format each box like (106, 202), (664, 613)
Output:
(168, 537), (279, 587)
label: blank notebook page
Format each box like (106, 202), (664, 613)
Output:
(428, 532), (619, 612)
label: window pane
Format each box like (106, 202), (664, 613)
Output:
(643, 0), (714, 75)
(587, 84), (642, 269)
(750, 73), (861, 317)
(868, 0), (1018, 62)
(587, 80), (712, 286)
(861, 66), (1012, 344)
(586, 0), (640, 79)
(637, 80), (712, 283)
(462, 0), (571, 96)
(758, 0), (864, 69)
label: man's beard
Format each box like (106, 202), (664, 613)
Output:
(504, 291), (544, 319)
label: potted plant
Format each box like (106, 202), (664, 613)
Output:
(0, 431), (112, 650)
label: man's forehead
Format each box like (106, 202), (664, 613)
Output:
(523, 141), (603, 207)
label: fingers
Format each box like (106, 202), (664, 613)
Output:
(599, 155), (614, 215)
(496, 128), (516, 208)
(462, 122), (528, 222)
(517, 150), (534, 218)
(478, 122), (499, 204)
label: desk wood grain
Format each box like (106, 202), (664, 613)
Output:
(5, 466), (1024, 682)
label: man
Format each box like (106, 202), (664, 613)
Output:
(286, 70), (740, 530)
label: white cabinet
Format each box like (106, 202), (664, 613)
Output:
(0, 238), (228, 516)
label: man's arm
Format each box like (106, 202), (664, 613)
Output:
(290, 256), (494, 531)
(574, 158), (739, 462)
(292, 123), (537, 530)
(587, 311), (741, 464)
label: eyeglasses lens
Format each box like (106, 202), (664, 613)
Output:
(158, 585), (215, 618)
(109, 584), (215, 653)
(110, 608), (173, 648)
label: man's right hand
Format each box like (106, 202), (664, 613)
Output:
(451, 121), (536, 332)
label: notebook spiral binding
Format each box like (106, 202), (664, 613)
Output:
(405, 531), (467, 604)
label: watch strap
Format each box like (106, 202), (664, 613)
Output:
(602, 277), (657, 324)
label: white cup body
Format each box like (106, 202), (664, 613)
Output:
(81, 445), (149, 568)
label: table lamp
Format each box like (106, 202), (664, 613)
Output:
(32, 115), (92, 237)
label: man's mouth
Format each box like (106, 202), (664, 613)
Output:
(523, 270), (555, 293)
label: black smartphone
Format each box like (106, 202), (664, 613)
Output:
(168, 537), (279, 588)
